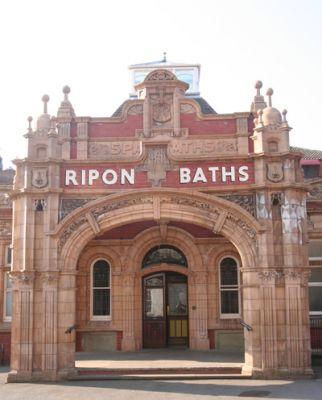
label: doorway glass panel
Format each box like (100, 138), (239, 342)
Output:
(167, 283), (188, 316)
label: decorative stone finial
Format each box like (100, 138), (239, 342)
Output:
(27, 116), (33, 132)
(282, 109), (288, 123)
(63, 85), (71, 100)
(255, 80), (263, 95)
(57, 85), (75, 119)
(266, 88), (273, 107)
(251, 80), (266, 112)
(42, 94), (49, 114)
(163, 52), (167, 62)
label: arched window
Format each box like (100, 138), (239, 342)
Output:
(219, 257), (240, 318)
(142, 245), (188, 268)
(91, 259), (111, 320)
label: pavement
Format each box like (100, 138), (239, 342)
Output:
(1, 366), (322, 400)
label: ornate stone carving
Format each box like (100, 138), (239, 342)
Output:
(146, 70), (176, 81)
(59, 198), (95, 221)
(10, 271), (35, 287)
(168, 138), (237, 159)
(258, 270), (284, 282)
(309, 183), (322, 199)
(0, 221), (11, 236)
(92, 197), (153, 220)
(0, 192), (12, 208)
(34, 199), (46, 211)
(136, 127), (188, 139)
(150, 89), (172, 126)
(218, 194), (256, 217)
(137, 146), (172, 186)
(128, 104), (143, 115)
(31, 167), (48, 188)
(180, 103), (196, 114)
(226, 212), (257, 241)
(88, 141), (142, 160)
(271, 192), (283, 206)
(258, 269), (311, 282)
(161, 195), (220, 215)
(180, 103), (195, 114)
(39, 272), (59, 286)
(58, 216), (87, 251)
(267, 162), (284, 183)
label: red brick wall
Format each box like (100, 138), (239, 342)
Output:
(0, 332), (11, 365)
(89, 116), (143, 138)
(180, 114), (236, 135)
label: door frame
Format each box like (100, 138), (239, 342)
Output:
(142, 268), (189, 348)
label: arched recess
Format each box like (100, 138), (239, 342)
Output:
(124, 226), (204, 349)
(51, 189), (264, 359)
(52, 189), (263, 274)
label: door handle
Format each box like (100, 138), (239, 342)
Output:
(166, 305), (169, 315)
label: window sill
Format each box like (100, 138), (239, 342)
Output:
(220, 314), (240, 319)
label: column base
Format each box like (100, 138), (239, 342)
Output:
(121, 336), (137, 351)
(242, 364), (314, 379)
(7, 368), (77, 383)
(193, 337), (210, 350)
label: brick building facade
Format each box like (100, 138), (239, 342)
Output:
(0, 60), (322, 381)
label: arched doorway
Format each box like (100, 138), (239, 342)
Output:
(142, 245), (189, 348)
(142, 271), (188, 348)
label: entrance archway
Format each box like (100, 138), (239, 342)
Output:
(52, 189), (263, 376)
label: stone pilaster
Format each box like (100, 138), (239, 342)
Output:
(191, 271), (209, 350)
(122, 274), (136, 350)
(7, 271), (35, 382)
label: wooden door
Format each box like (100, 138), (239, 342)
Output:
(166, 274), (189, 346)
(143, 273), (166, 348)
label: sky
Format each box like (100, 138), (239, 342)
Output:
(0, 0), (322, 168)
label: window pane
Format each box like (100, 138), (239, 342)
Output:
(309, 241), (322, 258)
(309, 267), (322, 283)
(145, 288), (164, 317)
(221, 290), (239, 314)
(93, 288), (110, 316)
(6, 291), (12, 317)
(6, 247), (12, 265)
(5, 274), (12, 289)
(142, 246), (187, 268)
(168, 283), (188, 316)
(93, 260), (109, 287)
(309, 287), (322, 312)
(220, 258), (238, 285)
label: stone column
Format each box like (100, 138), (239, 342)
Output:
(191, 271), (209, 350)
(122, 274), (136, 351)
(8, 271), (35, 382)
(40, 272), (59, 378)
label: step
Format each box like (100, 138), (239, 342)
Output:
(70, 373), (251, 381)
(71, 366), (250, 380)
(77, 366), (242, 376)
